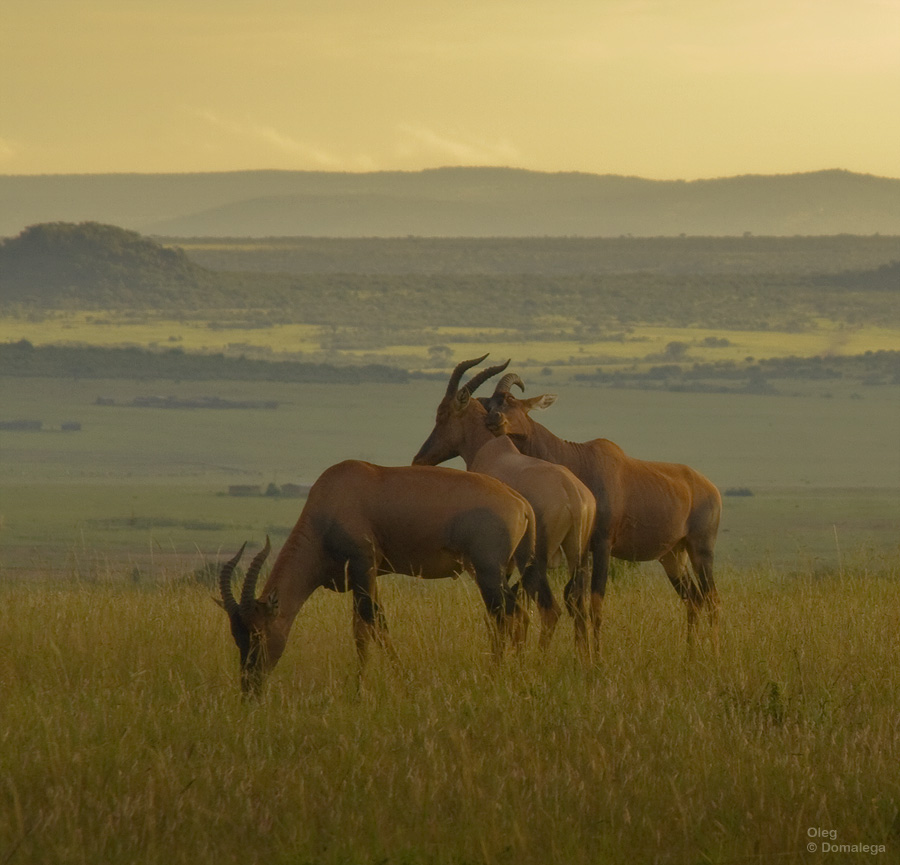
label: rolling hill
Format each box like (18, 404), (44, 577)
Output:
(1, 167), (899, 238)
(0, 222), (212, 305)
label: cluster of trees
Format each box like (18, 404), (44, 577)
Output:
(828, 260), (900, 292)
(575, 351), (900, 393)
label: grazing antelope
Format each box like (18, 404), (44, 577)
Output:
(218, 459), (534, 695)
(413, 355), (596, 654)
(483, 374), (721, 655)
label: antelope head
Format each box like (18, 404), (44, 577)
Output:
(412, 354), (511, 465)
(217, 537), (282, 695)
(483, 373), (557, 438)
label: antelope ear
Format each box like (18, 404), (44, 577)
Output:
(452, 387), (471, 413)
(263, 590), (279, 617)
(523, 393), (557, 411)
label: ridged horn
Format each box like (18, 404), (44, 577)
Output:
(219, 542), (247, 618)
(492, 373), (525, 397)
(239, 536), (271, 617)
(463, 358), (511, 396)
(444, 354), (489, 399)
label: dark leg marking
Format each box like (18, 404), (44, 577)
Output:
(659, 548), (701, 647)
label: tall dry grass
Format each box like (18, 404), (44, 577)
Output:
(2, 557), (899, 865)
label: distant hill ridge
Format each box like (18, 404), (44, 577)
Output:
(1, 167), (899, 238)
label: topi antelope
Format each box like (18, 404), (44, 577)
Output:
(218, 459), (534, 694)
(483, 374), (722, 656)
(413, 355), (596, 654)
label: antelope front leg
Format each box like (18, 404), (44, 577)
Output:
(349, 556), (384, 675)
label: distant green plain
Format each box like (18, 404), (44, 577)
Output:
(2, 376), (897, 577)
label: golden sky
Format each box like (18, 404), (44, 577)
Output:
(2, 0), (899, 178)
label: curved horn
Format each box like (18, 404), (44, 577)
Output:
(219, 542), (247, 617)
(492, 373), (526, 397)
(444, 354), (489, 399)
(464, 358), (511, 396)
(239, 535), (271, 617)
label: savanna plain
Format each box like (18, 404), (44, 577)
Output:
(1, 233), (899, 864)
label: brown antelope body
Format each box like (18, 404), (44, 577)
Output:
(413, 356), (596, 653)
(218, 459), (534, 694)
(484, 375), (721, 654)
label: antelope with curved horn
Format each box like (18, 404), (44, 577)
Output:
(218, 459), (535, 695)
(413, 355), (596, 654)
(483, 373), (721, 656)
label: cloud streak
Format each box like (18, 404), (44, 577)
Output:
(196, 109), (343, 169)
(396, 123), (523, 167)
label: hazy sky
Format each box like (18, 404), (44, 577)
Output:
(2, 0), (899, 179)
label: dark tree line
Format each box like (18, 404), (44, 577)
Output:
(575, 350), (900, 393)
(0, 341), (408, 384)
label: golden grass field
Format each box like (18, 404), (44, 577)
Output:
(2, 557), (899, 865)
